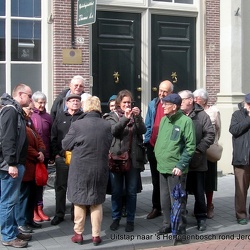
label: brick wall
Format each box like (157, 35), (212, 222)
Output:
(206, 0), (220, 105)
(53, 0), (90, 99)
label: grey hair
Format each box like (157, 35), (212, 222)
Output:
(193, 88), (209, 102)
(178, 90), (194, 99)
(32, 91), (47, 102)
(71, 75), (85, 84)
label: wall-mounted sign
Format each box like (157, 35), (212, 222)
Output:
(77, 0), (96, 26)
(62, 49), (82, 64)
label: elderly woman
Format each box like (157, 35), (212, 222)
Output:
(62, 96), (112, 246)
(193, 88), (221, 219)
(105, 89), (146, 232)
(31, 91), (53, 223)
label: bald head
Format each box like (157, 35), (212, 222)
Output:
(158, 80), (174, 99)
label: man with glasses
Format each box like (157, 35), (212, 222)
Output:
(154, 93), (196, 243)
(144, 80), (173, 223)
(178, 90), (214, 231)
(50, 94), (83, 226)
(50, 75), (85, 121)
(0, 84), (33, 248)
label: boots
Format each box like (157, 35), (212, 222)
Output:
(37, 205), (50, 221)
(33, 207), (42, 222)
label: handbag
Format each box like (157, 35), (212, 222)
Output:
(65, 151), (72, 166)
(108, 152), (131, 173)
(35, 162), (48, 186)
(206, 143), (223, 163)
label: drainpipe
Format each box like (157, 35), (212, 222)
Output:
(71, 0), (75, 48)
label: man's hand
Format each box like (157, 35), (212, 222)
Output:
(9, 166), (18, 178)
(172, 167), (182, 176)
(37, 152), (45, 162)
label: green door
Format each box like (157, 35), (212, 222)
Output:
(151, 15), (196, 98)
(92, 11), (141, 113)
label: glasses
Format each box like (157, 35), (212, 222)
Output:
(36, 101), (46, 105)
(21, 92), (32, 99)
(182, 97), (190, 101)
(162, 102), (174, 106)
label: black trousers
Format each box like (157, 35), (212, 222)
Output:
(186, 171), (207, 222)
(146, 143), (161, 211)
(54, 157), (69, 218)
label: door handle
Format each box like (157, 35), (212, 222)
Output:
(137, 87), (142, 92)
(152, 87), (157, 92)
(171, 72), (178, 83)
(113, 71), (120, 83)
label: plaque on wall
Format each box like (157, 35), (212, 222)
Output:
(62, 49), (82, 64)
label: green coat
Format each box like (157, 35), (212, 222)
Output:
(154, 110), (196, 174)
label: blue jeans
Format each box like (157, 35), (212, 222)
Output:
(0, 164), (25, 242)
(110, 167), (140, 222)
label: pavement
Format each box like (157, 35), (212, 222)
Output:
(1, 165), (250, 250)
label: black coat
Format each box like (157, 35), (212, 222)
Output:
(62, 111), (112, 205)
(188, 103), (215, 172)
(229, 102), (250, 166)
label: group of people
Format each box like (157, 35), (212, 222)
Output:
(1, 75), (250, 248)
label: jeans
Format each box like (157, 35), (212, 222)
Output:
(54, 157), (69, 218)
(110, 167), (140, 222)
(15, 180), (36, 226)
(0, 164), (25, 242)
(146, 143), (161, 211)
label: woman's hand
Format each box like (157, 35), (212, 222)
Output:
(131, 107), (140, 116)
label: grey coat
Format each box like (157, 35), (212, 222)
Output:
(62, 111), (112, 205)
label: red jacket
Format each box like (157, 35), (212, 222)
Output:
(22, 121), (46, 182)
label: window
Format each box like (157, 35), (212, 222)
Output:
(153, 0), (193, 3)
(0, 0), (42, 93)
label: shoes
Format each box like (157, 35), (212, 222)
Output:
(197, 220), (207, 231)
(27, 221), (42, 229)
(18, 225), (33, 234)
(238, 218), (248, 225)
(51, 216), (64, 226)
(207, 203), (214, 219)
(125, 222), (134, 232)
(156, 226), (171, 235)
(37, 205), (50, 221)
(17, 233), (32, 241)
(2, 238), (28, 248)
(146, 209), (162, 219)
(92, 236), (102, 246)
(173, 234), (190, 245)
(110, 219), (120, 231)
(71, 232), (83, 245)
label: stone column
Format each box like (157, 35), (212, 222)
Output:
(217, 0), (250, 174)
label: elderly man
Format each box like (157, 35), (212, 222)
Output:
(178, 90), (215, 231)
(50, 75), (85, 121)
(0, 84), (33, 248)
(50, 94), (83, 225)
(144, 80), (174, 221)
(154, 93), (196, 241)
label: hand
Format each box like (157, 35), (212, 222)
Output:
(9, 166), (18, 178)
(172, 167), (182, 176)
(37, 152), (45, 162)
(131, 107), (141, 116)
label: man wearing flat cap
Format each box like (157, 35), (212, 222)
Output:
(50, 94), (83, 225)
(154, 93), (196, 242)
(229, 93), (250, 226)
(50, 75), (85, 121)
